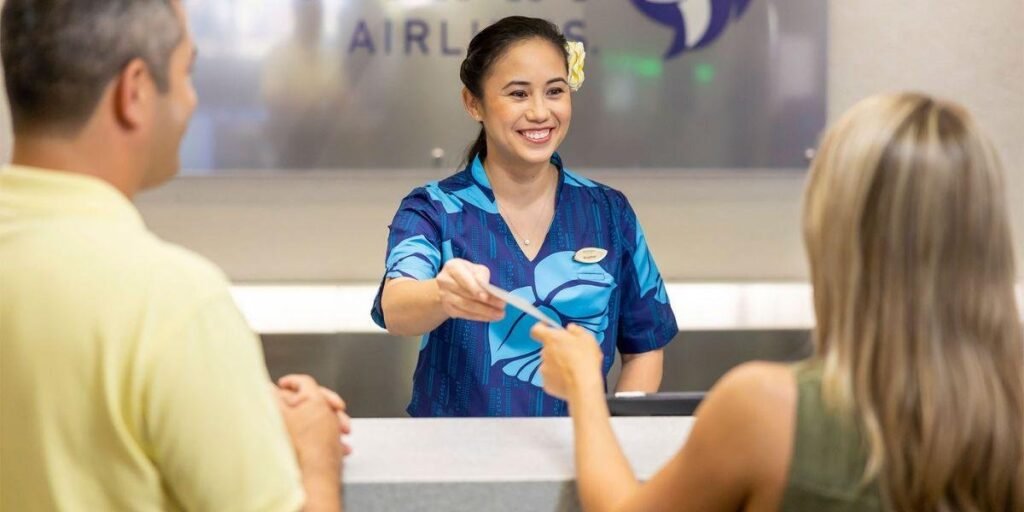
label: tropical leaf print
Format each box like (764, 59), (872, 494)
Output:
(488, 251), (616, 387)
(631, 223), (669, 304)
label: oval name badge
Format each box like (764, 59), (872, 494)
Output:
(573, 247), (608, 264)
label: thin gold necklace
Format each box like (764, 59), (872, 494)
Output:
(496, 199), (551, 247)
(485, 162), (557, 248)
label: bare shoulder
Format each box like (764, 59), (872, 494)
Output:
(711, 361), (797, 410)
(699, 361), (798, 510)
(699, 361), (798, 452)
(624, 362), (799, 512)
(692, 361), (797, 444)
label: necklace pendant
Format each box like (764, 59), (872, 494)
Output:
(524, 239), (531, 246)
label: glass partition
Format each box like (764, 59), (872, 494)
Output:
(181, 0), (827, 174)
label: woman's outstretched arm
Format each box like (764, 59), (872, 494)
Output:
(381, 259), (505, 336)
(531, 324), (796, 512)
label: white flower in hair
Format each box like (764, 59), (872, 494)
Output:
(565, 41), (585, 91)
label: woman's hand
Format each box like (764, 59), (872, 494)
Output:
(436, 258), (505, 323)
(530, 323), (605, 401)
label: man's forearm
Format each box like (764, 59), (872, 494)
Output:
(301, 465), (342, 512)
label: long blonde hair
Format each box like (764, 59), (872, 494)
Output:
(803, 92), (1024, 512)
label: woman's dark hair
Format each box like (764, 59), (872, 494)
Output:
(459, 16), (568, 165)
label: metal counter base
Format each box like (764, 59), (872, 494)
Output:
(344, 417), (693, 511)
(263, 331), (811, 417)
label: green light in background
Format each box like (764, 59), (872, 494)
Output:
(694, 63), (716, 85)
(603, 54), (663, 78)
(634, 58), (662, 78)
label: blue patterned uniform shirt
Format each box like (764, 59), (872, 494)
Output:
(371, 154), (678, 417)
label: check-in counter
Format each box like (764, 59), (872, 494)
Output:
(344, 417), (693, 512)
(253, 283), (1024, 417)
(253, 283), (823, 417)
(247, 283), (818, 418)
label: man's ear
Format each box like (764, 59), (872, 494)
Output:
(461, 87), (483, 123)
(112, 58), (151, 130)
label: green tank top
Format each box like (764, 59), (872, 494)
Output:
(779, 361), (884, 511)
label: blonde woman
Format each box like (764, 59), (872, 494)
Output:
(532, 92), (1024, 511)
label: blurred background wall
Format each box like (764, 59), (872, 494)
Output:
(142, 0), (1024, 283)
(0, 1), (1020, 284)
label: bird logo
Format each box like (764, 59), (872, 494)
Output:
(631, 0), (753, 59)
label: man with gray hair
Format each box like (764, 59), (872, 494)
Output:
(0, 1), (346, 510)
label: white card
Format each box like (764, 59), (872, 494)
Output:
(483, 283), (563, 329)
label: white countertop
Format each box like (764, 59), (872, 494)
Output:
(344, 417), (693, 485)
(231, 282), (1024, 335)
(232, 282), (819, 334)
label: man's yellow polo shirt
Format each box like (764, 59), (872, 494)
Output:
(0, 166), (304, 511)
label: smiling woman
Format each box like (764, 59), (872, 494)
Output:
(370, 16), (679, 418)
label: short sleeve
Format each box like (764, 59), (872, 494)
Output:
(614, 194), (678, 354)
(142, 289), (305, 512)
(371, 188), (444, 329)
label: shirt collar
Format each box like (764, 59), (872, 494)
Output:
(468, 152), (566, 193)
(0, 165), (144, 227)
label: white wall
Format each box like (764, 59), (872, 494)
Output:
(3, 0), (1022, 282)
(129, 169), (809, 282)
(828, 0), (1024, 272)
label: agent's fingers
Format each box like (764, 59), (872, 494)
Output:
(468, 265), (504, 307)
(447, 262), (489, 301)
(445, 295), (505, 322)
